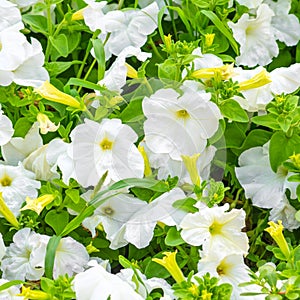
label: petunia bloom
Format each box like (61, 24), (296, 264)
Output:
(228, 4), (279, 67)
(70, 118), (144, 187)
(180, 203), (249, 256)
(73, 261), (144, 300)
(143, 87), (221, 160)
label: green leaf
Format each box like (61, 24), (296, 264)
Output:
(49, 34), (69, 57)
(119, 97), (144, 123)
(295, 210), (300, 222)
(167, 6), (193, 38)
(106, 178), (171, 194)
(94, 106), (109, 121)
(219, 99), (248, 122)
(288, 174), (300, 182)
(13, 118), (32, 138)
(277, 115), (293, 132)
(45, 61), (82, 77)
(157, 59), (178, 81)
(173, 197), (198, 213)
(45, 235), (62, 279)
(269, 131), (300, 172)
(22, 15), (48, 35)
(252, 114), (281, 130)
(165, 227), (185, 246)
(92, 39), (106, 81)
(66, 78), (106, 92)
(0, 280), (25, 292)
(157, 6), (167, 41)
(224, 121), (247, 149)
(201, 10), (239, 55)
(232, 129), (272, 156)
(67, 32), (81, 54)
(45, 210), (69, 235)
(208, 119), (226, 145)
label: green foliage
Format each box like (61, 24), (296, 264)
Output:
(173, 272), (232, 299)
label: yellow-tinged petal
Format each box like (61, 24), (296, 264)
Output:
(181, 153), (201, 186)
(265, 220), (290, 259)
(86, 241), (100, 254)
(191, 64), (234, 81)
(125, 63), (138, 79)
(138, 145), (152, 177)
(35, 81), (83, 109)
(238, 69), (271, 91)
(204, 33), (215, 48)
(152, 251), (185, 283)
(289, 153), (300, 169)
(0, 192), (19, 228)
(17, 286), (49, 300)
(164, 34), (172, 51)
(71, 8), (85, 21)
(201, 289), (213, 300)
(20, 194), (55, 215)
(37, 113), (60, 135)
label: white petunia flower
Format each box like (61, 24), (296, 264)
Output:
(264, 0), (300, 46)
(118, 268), (174, 299)
(0, 163), (40, 217)
(82, 0), (108, 32)
(196, 253), (264, 300)
(73, 261), (144, 300)
(124, 187), (187, 249)
(0, 0), (23, 31)
(145, 143), (216, 186)
(233, 63), (300, 112)
(0, 279), (23, 300)
(2, 122), (43, 165)
(1, 228), (49, 281)
(235, 142), (298, 209)
(228, 4), (279, 67)
(143, 87), (221, 160)
(236, 0), (263, 9)
(97, 46), (151, 94)
(70, 118), (144, 187)
(9, 0), (40, 8)
(53, 237), (89, 279)
(180, 203), (249, 256)
(0, 232), (6, 260)
(0, 105), (14, 146)
(269, 196), (300, 231)
(103, 3), (158, 57)
(23, 144), (58, 181)
(12, 38), (49, 88)
(82, 192), (147, 249)
(269, 63), (300, 95)
(0, 29), (28, 85)
(46, 138), (77, 185)
(0, 33), (49, 87)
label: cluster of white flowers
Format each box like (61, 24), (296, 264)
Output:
(0, 0), (299, 298)
(229, 0), (300, 67)
(0, 0), (49, 87)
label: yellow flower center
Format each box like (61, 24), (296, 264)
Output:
(209, 220), (223, 235)
(216, 260), (228, 276)
(103, 207), (114, 215)
(176, 109), (190, 119)
(0, 174), (12, 187)
(100, 138), (113, 151)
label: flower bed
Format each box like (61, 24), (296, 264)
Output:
(0, 0), (300, 299)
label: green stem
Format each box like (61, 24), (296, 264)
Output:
(148, 36), (163, 60)
(45, 0), (54, 62)
(77, 58), (97, 93)
(230, 188), (243, 209)
(118, 0), (124, 9)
